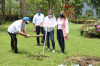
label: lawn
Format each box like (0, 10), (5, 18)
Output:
(0, 22), (100, 66)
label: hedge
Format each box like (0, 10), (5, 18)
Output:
(71, 20), (94, 24)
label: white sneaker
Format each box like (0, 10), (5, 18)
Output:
(47, 49), (50, 51)
(61, 53), (64, 54)
(52, 50), (55, 53)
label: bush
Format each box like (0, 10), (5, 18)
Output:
(0, 18), (4, 25)
(0, 14), (19, 21)
(79, 21), (100, 38)
(81, 15), (88, 20)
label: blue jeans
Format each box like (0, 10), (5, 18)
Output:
(47, 30), (55, 49)
(57, 29), (65, 53)
(36, 26), (45, 45)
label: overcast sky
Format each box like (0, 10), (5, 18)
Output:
(82, 2), (96, 17)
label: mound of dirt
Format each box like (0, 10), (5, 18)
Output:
(61, 56), (100, 66)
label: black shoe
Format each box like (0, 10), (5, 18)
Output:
(41, 38), (44, 43)
(14, 52), (18, 54)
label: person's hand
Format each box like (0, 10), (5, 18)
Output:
(65, 34), (68, 38)
(34, 28), (36, 32)
(25, 34), (30, 38)
(40, 22), (43, 27)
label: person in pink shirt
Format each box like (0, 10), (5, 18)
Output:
(56, 11), (69, 54)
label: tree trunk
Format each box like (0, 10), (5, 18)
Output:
(48, 0), (50, 12)
(77, 15), (78, 24)
(23, 0), (25, 17)
(61, 0), (63, 10)
(42, 0), (44, 14)
(96, 10), (98, 21)
(97, 13), (98, 21)
(65, 5), (66, 17)
(29, 10), (31, 21)
(20, 0), (25, 18)
(2, 0), (5, 22)
(9, 0), (11, 21)
(54, 2), (56, 17)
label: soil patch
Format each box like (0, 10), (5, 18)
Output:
(27, 55), (49, 60)
(61, 56), (100, 66)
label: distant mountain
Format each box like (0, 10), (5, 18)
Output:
(82, 2), (96, 17)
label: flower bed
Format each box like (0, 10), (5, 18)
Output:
(79, 21), (100, 38)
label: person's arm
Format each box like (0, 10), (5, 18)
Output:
(23, 25), (26, 34)
(40, 15), (44, 27)
(23, 30), (26, 34)
(33, 16), (36, 32)
(17, 31), (30, 37)
(65, 19), (69, 37)
(33, 23), (36, 32)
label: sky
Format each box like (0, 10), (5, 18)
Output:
(82, 2), (96, 17)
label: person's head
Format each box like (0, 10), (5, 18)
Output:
(60, 11), (66, 19)
(37, 8), (41, 15)
(22, 17), (30, 25)
(48, 10), (54, 18)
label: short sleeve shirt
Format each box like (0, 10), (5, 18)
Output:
(7, 19), (26, 33)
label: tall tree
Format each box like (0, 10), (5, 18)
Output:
(71, 0), (84, 24)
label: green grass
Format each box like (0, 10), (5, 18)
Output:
(0, 22), (100, 66)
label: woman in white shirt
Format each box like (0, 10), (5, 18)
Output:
(44, 10), (56, 53)
(56, 11), (69, 54)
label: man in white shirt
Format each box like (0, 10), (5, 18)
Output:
(7, 17), (30, 53)
(33, 8), (45, 46)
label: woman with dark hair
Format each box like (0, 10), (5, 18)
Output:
(56, 11), (69, 54)
(44, 10), (56, 53)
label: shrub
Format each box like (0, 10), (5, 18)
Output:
(0, 14), (19, 21)
(81, 15), (88, 20)
(79, 21), (100, 38)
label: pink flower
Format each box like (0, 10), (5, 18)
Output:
(83, 24), (85, 27)
(88, 24), (91, 27)
(94, 23), (98, 26)
(97, 25), (100, 29)
(97, 29), (100, 32)
(88, 31), (92, 34)
(97, 21), (100, 23)
(98, 29), (100, 31)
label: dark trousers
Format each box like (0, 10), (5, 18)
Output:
(57, 30), (65, 53)
(8, 32), (18, 53)
(47, 30), (55, 49)
(36, 26), (45, 45)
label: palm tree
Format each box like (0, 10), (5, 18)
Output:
(85, 9), (94, 18)
(84, 0), (100, 21)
